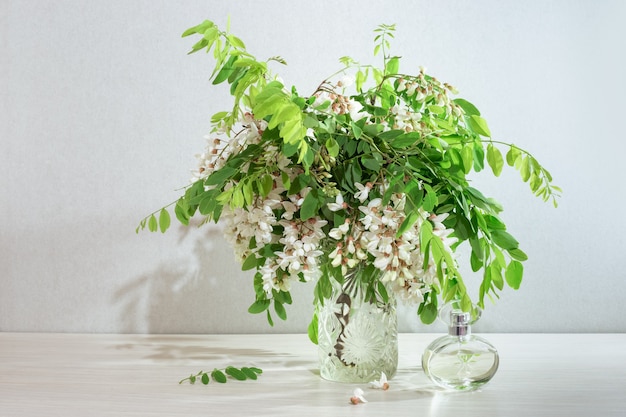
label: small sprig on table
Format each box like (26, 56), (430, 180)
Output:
(179, 366), (263, 384)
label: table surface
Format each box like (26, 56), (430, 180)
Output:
(1, 333), (625, 417)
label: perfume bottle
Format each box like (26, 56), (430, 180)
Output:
(422, 303), (499, 391)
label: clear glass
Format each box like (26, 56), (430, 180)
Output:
(422, 333), (499, 391)
(422, 303), (498, 390)
(317, 266), (397, 383)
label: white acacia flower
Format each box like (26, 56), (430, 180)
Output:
(354, 182), (372, 203)
(327, 194), (346, 212)
(369, 372), (390, 390)
(281, 201), (298, 220)
(396, 78), (406, 92)
(328, 219), (350, 240)
(406, 82), (417, 96)
(305, 128), (316, 141)
(373, 253), (391, 271)
(429, 212), (449, 230)
(347, 99), (365, 121)
(338, 75), (354, 88)
(259, 261), (278, 295)
(329, 244), (343, 267)
(350, 388), (368, 405)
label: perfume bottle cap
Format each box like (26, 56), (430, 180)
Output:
(438, 301), (482, 325)
(449, 310), (471, 336)
(451, 310), (471, 325)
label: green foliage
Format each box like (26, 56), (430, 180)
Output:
(179, 366), (263, 385)
(139, 19), (561, 327)
(308, 313), (319, 345)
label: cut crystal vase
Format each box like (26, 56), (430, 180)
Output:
(317, 265), (398, 383)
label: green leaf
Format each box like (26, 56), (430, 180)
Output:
(361, 153), (382, 171)
(188, 38), (209, 54)
(506, 146), (521, 167)
(520, 156), (532, 182)
(259, 174), (273, 197)
(225, 366), (247, 381)
(269, 102), (301, 130)
(461, 145), (474, 174)
(485, 214), (506, 231)
(469, 237), (484, 260)
(422, 184), (437, 212)
(288, 174), (310, 195)
(529, 172), (542, 192)
(325, 138), (339, 158)
(468, 115), (491, 137)
(203, 26), (218, 42)
(212, 55), (238, 85)
(378, 129), (405, 141)
(505, 260), (524, 289)
(308, 313), (318, 345)
(487, 144), (504, 176)
(211, 111), (229, 124)
(248, 300), (271, 314)
(419, 219), (433, 252)
(158, 209), (170, 233)
(273, 289), (292, 305)
(205, 166), (237, 186)
(248, 367), (263, 375)
(390, 132), (421, 149)
(227, 34), (246, 49)
(397, 211), (419, 237)
(148, 214), (158, 232)
(211, 369), (227, 383)
(491, 230), (519, 250)
(274, 300), (287, 321)
(454, 98), (481, 116)
(242, 181), (254, 205)
(470, 250), (483, 272)
(201, 373), (210, 385)
(507, 248), (528, 261)
(490, 262), (504, 290)
(231, 187), (244, 208)
(174, 200), (190, 225)
(419, 302), (438, 324)
(241, 254), (258, 271)
(350, 122), (363, 139)
(241, 367), (258, 380)
(300, 145), (315, 167)
(300, 190), (319, 221)
(385, 56), (400, 74)
(428, 105), (445, 115)
(473, 142), (485, 171)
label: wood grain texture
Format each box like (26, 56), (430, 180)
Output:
(1, 333), (625, 416)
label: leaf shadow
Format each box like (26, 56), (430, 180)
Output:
(113, 223), (257, 333)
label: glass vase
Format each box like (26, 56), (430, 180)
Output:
(317, 265), (398, 383)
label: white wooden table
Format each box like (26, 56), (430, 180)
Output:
(1, 333), (624, 416)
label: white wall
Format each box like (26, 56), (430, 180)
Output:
(2, 0), (625, 334)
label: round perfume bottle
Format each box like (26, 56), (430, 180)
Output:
(422, 304), (499, 391)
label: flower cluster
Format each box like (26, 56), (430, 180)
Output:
(193, 101), (459, 307)
(327, 191), (456, 304)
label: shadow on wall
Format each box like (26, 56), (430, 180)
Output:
(114, 224), (267, 334)
(115, 222), (431, 334)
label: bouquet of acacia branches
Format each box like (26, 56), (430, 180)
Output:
(139, 20), (559, 332)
